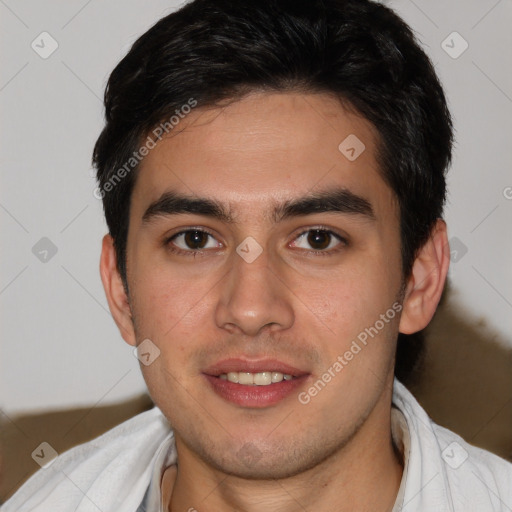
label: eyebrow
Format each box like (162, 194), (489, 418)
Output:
(142, 187), (376, 225)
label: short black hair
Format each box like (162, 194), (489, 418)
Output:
(93, 0), (453, 383)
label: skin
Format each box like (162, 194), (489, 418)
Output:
(100, 92), (450, 511)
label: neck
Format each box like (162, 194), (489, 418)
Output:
(167, 382), (403, 512)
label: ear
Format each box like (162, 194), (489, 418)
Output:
(399, 219), (450, 334)
(100, 234), (137, 346)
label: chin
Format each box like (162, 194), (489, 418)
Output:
(198, 439), (335, 481)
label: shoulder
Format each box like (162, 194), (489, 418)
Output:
(392, 379), (512, 511)
(1, 407), (173, 512)
(431, 421), (512, 509)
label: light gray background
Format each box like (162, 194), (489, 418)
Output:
(1, 0), (511, 415)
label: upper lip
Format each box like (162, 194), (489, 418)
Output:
(203, 358), (309, 377)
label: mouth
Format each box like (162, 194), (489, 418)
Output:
(203, 358), (310, 408)
(218, 371), (295, 385)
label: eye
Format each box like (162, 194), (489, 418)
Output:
(167, 229), (221, 252)
(290, 228), (345, 252)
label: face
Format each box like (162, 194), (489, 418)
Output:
(121, 92), (406, 479)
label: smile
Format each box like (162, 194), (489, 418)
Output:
(219, 371), (295, 386)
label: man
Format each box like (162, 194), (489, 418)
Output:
(3, 0), (511, 511)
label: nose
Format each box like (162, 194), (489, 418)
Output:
(214, 247), (294, 337)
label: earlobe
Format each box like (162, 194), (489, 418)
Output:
(99, 234), (137, 346)
(398, 219), (450, 335)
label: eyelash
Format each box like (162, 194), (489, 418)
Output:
(164, 226), (348, 258)
(164, 227), (218, 258)
(164, 226), (348, 257)
(293, 227), (347, 257)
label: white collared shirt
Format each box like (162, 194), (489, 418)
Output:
(3, 379), (512, 512)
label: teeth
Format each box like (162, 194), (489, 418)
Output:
(238, 372), (254, 385)
(271, 372), (283, 383)
(227, 372), (239, 383)
(220, 371), (294, 385)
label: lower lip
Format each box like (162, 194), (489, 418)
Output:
(204, 374), (309, 408)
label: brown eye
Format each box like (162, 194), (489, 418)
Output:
(291, 228), (345, 252)
(307, 230), (332, 250)
(169, 230), (220, 251)
(184, 230), (209, 249)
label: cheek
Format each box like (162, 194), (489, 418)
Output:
(129, 264), (215, 349)
(130, 271), (211, 404)
(302, 256), (401, 355)
(325, 291), (391, 349)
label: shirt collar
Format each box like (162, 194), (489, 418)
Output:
(136, 430), (176, 512)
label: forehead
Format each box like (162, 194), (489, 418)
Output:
(131, 92), (396, 221)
